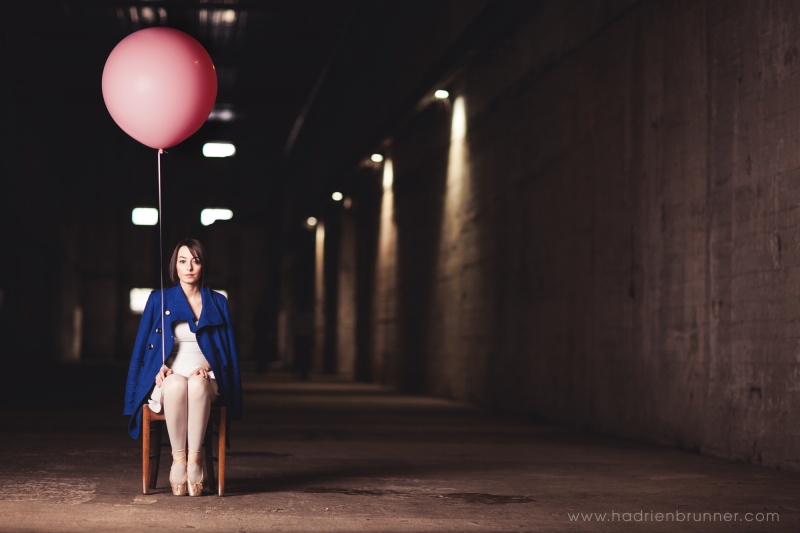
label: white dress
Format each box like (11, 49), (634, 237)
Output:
(148, 320), (216, 413)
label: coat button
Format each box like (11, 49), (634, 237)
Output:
(156, 328), (162, 334)
(165, 310), (171, 316)
(148, 344), (154, 349)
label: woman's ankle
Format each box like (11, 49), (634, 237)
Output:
(187, 450), (202, 481)
(170, 448), (187, 482)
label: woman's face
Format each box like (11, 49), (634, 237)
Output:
(176, 246), (202, 285)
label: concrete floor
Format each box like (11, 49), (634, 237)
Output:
(0, 364), (798, 533)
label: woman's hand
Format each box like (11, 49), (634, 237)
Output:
(155, 365), (173, 387)
(191, 365), (212, 380)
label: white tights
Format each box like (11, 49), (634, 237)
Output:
(162, 374), (216, 482)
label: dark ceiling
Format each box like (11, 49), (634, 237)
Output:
(3, 1), (526, 238)
(3, 1), (364, 228)
(21, 1), (359, 146)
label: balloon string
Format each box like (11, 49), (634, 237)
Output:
(158, 149), (165, 366)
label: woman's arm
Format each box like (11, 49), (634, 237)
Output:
(123, 291), (158, 414)
(219, 294), (243, 420)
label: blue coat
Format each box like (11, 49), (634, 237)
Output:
(123, 285), (243, 439)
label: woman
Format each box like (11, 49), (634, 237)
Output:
(124, 238), (242, 496)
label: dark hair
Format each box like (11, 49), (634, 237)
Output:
(169, 238), (206, 286)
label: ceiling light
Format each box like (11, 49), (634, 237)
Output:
(434, 89), (450, 99)
(140, 7), (157, 24)
(131, 207), (158, 226)
(222, 9), (237, 24)
(306, 217), (318, 227)
(201, 208), (233, 226)
(208, 108), (235, 122)
(332, 192), (343, 201)
(203, 142), (236, 158)
(371, 153), (384, 163)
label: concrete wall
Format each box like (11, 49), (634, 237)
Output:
(336, 208), (358, 379)
(356, 0), (800, 470)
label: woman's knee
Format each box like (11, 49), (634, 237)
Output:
(187, 375), (213, 398)
(162, 374), (188, 396)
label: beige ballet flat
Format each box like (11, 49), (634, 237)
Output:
(187, 450), (204, 496)
(170, 449), (187, 496)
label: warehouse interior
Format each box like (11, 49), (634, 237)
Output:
(1, 1), (799, 530)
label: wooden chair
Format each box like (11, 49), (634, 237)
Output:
(142, 404), (227, 496)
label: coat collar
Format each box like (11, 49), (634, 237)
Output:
(163, 285), (224, 331)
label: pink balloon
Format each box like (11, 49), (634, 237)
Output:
(102, 27), (217, 149)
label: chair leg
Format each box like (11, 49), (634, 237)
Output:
(142, 407), (166, 493)
(203, 424), (215, 495)
(218, 408), (226, 496)
(142, 408), (151, 494)
(149, 421), (162, 489)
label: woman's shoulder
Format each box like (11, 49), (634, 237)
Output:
(146, 286), (181, 303)
(205, 286), (230, 308)
(203, 287), (232, 324)
(207, 287), (227, 299)
(149, 285), (182, 296)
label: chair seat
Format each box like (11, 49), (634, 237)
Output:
(141, 404), (226, 496)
